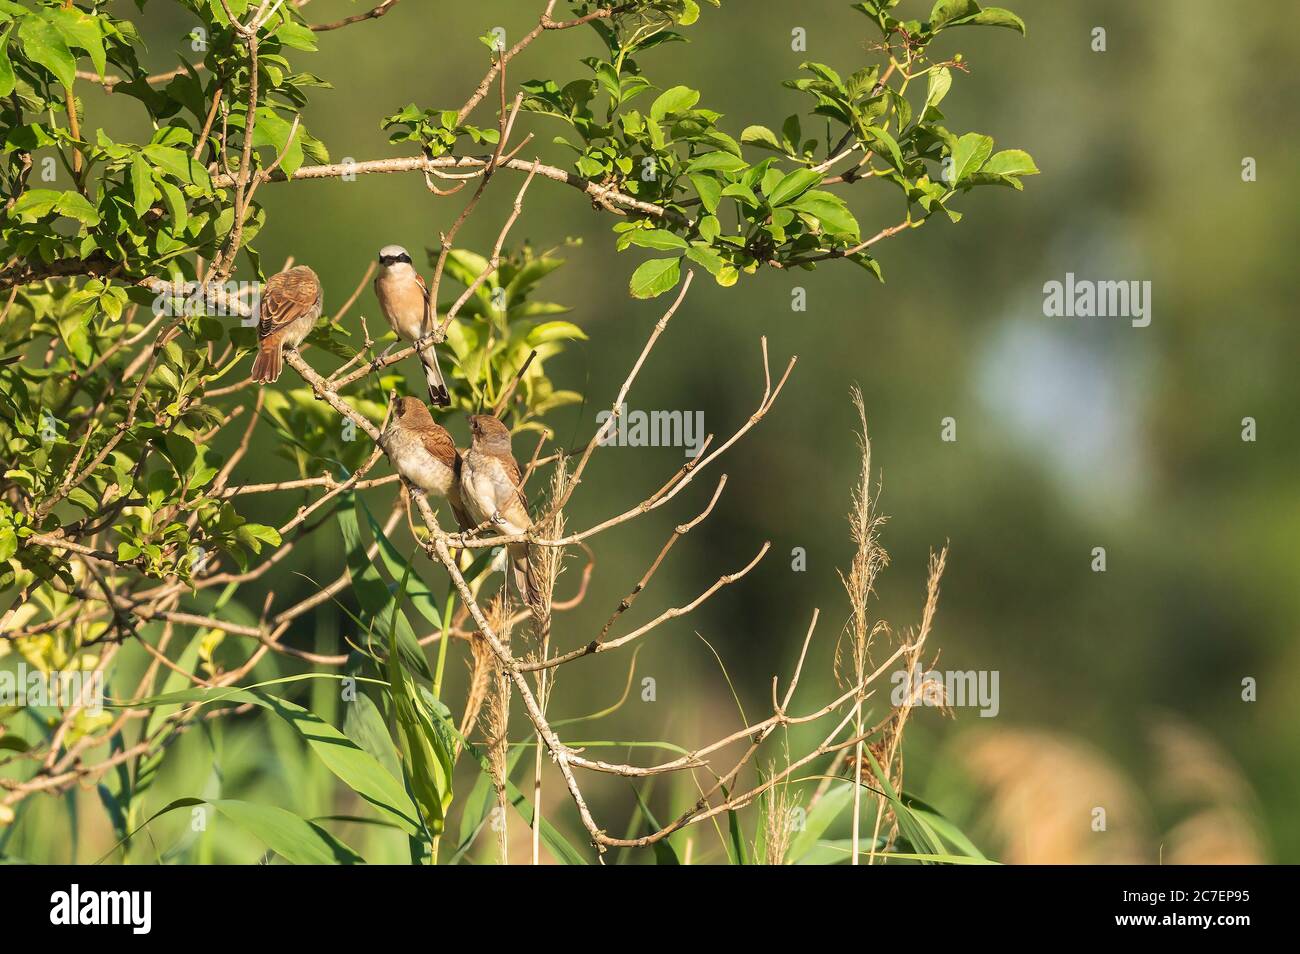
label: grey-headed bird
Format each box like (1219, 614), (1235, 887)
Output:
(251, 265), (322, 384)
(374, 245), (451, 407)
(381, 396), (472, 532)
(461, 413), (536, 604)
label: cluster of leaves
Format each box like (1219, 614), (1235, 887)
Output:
(2, 0), (328, 293)
(0, 297), (284, 589)
(434, 242), (587, 430)
(516, 0), (1036, 296)
(382, 104), (500, 158)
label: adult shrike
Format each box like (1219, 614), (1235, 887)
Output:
(251, 265), (322, 385)
(461, 413), (537, 606)
(382, 395), (472, 533)
(374, 245), (451, 407)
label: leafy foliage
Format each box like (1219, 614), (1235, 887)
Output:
(0, 0), (1029, 863)
(517, 0), (1037, 295)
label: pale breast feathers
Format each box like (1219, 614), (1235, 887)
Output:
(375, 272), (430, 335)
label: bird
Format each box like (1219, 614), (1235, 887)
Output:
(373, 245), (451, 407)
(460, 413), (537, 604)
(381, 395), (472, 533)
(250, 265), (322, 384)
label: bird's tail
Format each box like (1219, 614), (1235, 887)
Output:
(419, 344), (451, 407)
(508, 542), (541, 612)
(250, 344), (281, 384)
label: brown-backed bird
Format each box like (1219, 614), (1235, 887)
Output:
(382, 396), (472, 532)
(460, 413), (536, 603)
(251, 265), (322, 384)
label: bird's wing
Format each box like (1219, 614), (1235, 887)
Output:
(417, 427), (472, 531)
(418, 424), (458, 472)
(412, 270), (430, 301)
(412, 270), (434, 332)
(259, 268), (320, 341)
(494, 450), (529, 514)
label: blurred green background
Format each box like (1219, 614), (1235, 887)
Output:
(9, 0), (1297, 863)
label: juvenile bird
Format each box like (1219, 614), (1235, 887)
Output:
(251, 265), (322, 384)
(460, 413), (536, 603)
(374, 245), (451, 407)
(382, 396), (472, 533)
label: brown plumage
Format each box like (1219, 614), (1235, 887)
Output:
(251, 265), (322, 384)
(382, 396), (472, 532)
(460, 414), (537, 605)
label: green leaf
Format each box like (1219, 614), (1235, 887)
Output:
(255, 691), (422, 836)
(629, 257), (681, 299)
(949, 132), (994, 184)
(338, 498), (432, 680)
(275, 20), (318, 51)
(930, 0), (980, 29)
(980, 148), (1038, 177)
(727, 806), (749, 865)
(47, 7), (106, 77)
(649, 84), (699, 122)
(861, 126), (905, 171)
(18, 15), (74, 90)
(687, 151), (748, 175)
(903, 793), (987, 859)
(455, 744), (522, 856)
(740, 124), (783, 151)
(924, 67), (952, 114)
(626, 228), (689, 251)
(360, 498), (442, 628)
(792, 190), (860, 237)
(210, 799), (362, 864)
(929, 1), (1025, 35)
(143, 144), (211, 190)
(861, 749), (946, 861)
(631, 787), (680, 865)
(252, 108), (304, 177)
(10, 188), (60, 220)
(117, 681), (419, 841)
(0, 27), (15, 98)
(525, 320), (588, 343)
(342, 690), (402, 780)
(105, 796), (362, 864)
(55, 190), (100, 226)
(788, 781), (856, 862)
(388, 623), (454, 835)
(684, 244), (724, 278)
(159, 180), (188, 230)
(688, 174), (721, 213)
(130, 154), (157, 219)
(765, 167), (822, 206)
(970, 7), (1025, 34)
